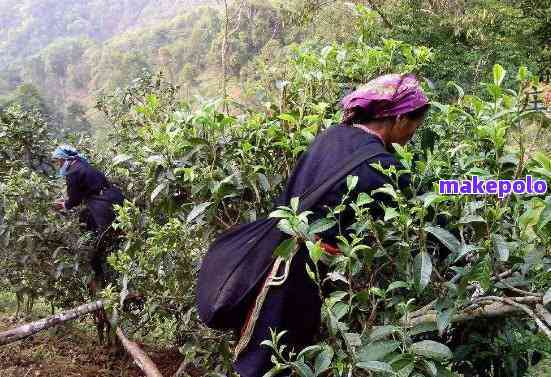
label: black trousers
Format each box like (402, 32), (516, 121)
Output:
(234, 248), (323, 377)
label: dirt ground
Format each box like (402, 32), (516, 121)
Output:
(0, 312), (186, 377)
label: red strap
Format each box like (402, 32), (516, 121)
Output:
(314, 236), (342, 256)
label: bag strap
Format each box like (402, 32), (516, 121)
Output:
(298, 145), (386, 211)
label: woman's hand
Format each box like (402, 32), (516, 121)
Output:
(53, 198), (66, 210)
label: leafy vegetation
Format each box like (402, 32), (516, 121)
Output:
(1, 1), (551, 376)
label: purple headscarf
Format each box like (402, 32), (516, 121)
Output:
(341, 73), (429, 119)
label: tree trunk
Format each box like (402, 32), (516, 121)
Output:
(222, 0), (229, 109)
(0, 300), (103, 346)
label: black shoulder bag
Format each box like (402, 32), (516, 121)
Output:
(196, 145), (384, 329)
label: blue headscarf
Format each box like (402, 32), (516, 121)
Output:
(52, 145), (88, 176)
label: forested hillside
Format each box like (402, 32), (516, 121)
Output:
(0, 0), (215, 132)
(1, 0), (549, 135)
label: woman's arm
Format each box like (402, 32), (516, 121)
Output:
(64, 172), (85, 210)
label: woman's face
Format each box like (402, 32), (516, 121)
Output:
(389, 116), (424, 146)
(54, 158), (65, 168)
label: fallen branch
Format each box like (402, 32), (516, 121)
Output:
(402, 296), (547, 334)
(475, 296), (551, 338)
(0, 300), (104, 345)
(408, 299), (437, 318)
(116, 327), (164, 377)
(403, 301), (520, 328)
(1, 300), (164, 376)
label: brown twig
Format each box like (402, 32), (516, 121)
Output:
(116, 327), (164, 377)
(402, 296), (546, 332)
(474, 296), (551, 338)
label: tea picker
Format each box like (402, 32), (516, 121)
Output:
(51, 144), (125, 343)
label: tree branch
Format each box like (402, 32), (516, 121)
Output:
(365, 0), (392, 28)
(0, 301), (165, 377)
(0, 300), (103, 345)
(116, 327), (164, 377)
(402, 295), (549, 337)
(476, 296), (551, 338)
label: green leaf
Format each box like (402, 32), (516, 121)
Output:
(314, 346), (334, 375)
(305, 260), (316, 282)
(384, 207), (399, 221)
(493, 64), (506, 86)
(146, 154), (165, 165)
(292, 360), (314, 377)
(369, 287), (385, 298)
(277, 219), (296, 236)
(414, 251), (432, 291)
(397, 363), (415, 377)
(492, 234), (509, 262)
(435, 364), (457, 377)
(447, 81), (464, 98)
(422, 360), (438, 377)
(368, 325), (402, 342)
(306, 241), (323, 264)
(410, 322), (438, 336)
(357, 192), (374, 206)
(278, 113), (297, 124)
(356, 361), (395, 374)
(410, 340), (453, 361)
(269, 209), (290, 218)
(332, 302), (349, 320)
(373, 184), (398, 199)
(358, 340), (400, 362)
(274, 238), (298, 259)
(494, 276), (529, 289)
(291, 197), (300, 212)
(537, 199), (551, 232)
(186, 202), (212, 223)
(343, 333), (362, 347)
(419, 192), (444, 208)
(436, 309), (452, 336)
(386, 281), (409, 292)
(424, 225), (460, 252)
(112, 154), (132, 166)
(457, 215), (486, 224)
(309, 218), (336, 234)
(297, 345), (323, 360)
(517, 66), (529, 81)
(453, 244), (478, 263)
(347, 175), (359, 191)
(150, 182), (167, 202)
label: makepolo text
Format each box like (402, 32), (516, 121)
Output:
(439, 175), (548, 198)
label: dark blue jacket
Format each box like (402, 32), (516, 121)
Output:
(234, 125), (411, 377)
(65, 160), (124, 232)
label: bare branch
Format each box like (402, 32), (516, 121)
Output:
(402, 296), (548, 336)
(365, 0), (392, 28)
(116, 327), (164, 377)
(0, 300), (103, 346)
(1, 300), (164, 376)
(476, 296), (551, 338)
